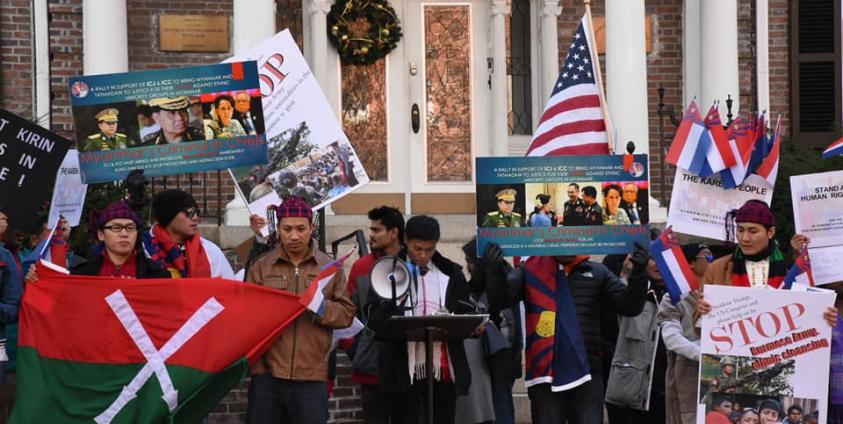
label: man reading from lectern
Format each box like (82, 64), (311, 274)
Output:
(367, 215), (473, 424)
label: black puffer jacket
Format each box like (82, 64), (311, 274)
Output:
(494, 259), (647, 376)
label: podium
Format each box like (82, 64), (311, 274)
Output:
(375, 314), (488, 424)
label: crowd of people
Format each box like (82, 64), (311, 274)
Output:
(0, 170), (841, 424)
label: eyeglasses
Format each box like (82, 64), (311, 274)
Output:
(696, 254), (714, 262)
(103, 224), (137, 233)
(502, 200), (515, 205)
(181, 207), (199, 218)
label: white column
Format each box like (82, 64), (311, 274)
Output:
(605, 0), (649, 154)
(33, 0), (50, 128)
(490, 0), (510, 156)
(82, 0), (128, 75)
(307, 0), (333, 92)
(682, 0), (701, 104)
(756, 0), (770, 113)
(700, 0), (739, 113)
(539, 0), (562, 96)
(233, 0), (276, 54)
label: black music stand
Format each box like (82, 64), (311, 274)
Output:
(375, 314), (488, 424)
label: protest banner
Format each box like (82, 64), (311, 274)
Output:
(68, 61), (267, 183)
(791, 170), (843, 248)
(225, 30), (369, 224)
(667, 167), (773, 241)
(47, 150), (87, 227)
(475, 154), (650, 256)
(0, 109), (72, 231)
(698, 285), (834, 424)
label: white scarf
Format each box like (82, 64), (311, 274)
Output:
(405, 262), (452, 383)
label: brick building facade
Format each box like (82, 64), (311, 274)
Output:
(0, 0), (814, 422)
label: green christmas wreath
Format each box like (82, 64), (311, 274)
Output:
(327, 0), (403, 65)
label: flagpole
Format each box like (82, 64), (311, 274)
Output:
(584, 0), (614, 154)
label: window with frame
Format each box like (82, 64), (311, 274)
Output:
(506, 0), (532, 135)
(790, 0), (841, 146)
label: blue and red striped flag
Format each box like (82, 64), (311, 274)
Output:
(754, 114), (781, 187)
(651, 227), (699, 304)
(299, 248), (356, 316)
(822, 137), (843, 159)
(703, 104), (737, 171)
(665, 100), (711, 176)
(782, 246), (814, 289)
(719, 117), (755, 189)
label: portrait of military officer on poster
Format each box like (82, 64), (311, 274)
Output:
(482, 188), (523, 228)
(83, 108), (129, 152)
(142, 96), (205, 145)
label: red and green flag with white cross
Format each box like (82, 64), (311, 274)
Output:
(11, 262), (305, 423)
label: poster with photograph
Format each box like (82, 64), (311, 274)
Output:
(0, 108), (72, 231)
(225, 30), (369, 220)
(48, 150), (87, 228)
(68, 61), (267, 183)
(791, 170), (843, 248)
(698, 285), (834, 424)
(475, 155), (650, 256)
(668, 168), (773, 241)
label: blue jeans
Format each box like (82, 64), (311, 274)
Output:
(246, 374), (328, 424)
(527, 377), (605, 424)
(491, 378), (515, 424)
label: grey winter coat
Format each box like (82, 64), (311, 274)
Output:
(604, 289), (660, 411)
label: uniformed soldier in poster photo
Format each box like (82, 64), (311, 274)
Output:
(83, 108), (129, 152)
(142, 96), (205, 145)
(482, 188), (522, 227)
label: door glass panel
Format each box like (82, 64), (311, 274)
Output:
(423, 5), (472, 182)
(341, 60), (389, 181)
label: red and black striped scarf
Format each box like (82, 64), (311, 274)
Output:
(730, 244), (788, 288)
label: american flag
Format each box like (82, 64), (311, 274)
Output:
(526, 13), (610, 156)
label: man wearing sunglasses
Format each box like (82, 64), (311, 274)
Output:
(142, 189), (235, 279)
(481, 188), (522, 228)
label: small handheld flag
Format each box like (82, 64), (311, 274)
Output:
(651, 227), (699, 303)
(782, 246), (814, 289)
(665, 100), (711, 176)
(299, 247), (357, 316)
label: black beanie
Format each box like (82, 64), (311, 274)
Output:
(758, 399), (782, 416)
(152, 189), (198, 226)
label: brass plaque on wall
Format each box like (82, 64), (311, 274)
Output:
(159, 15), (230, 52)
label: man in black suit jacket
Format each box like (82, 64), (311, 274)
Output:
(233, 91), (264, 135)
(619, 182), (648, 224)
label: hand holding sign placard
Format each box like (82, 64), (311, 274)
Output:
(0, 109), (71, 231)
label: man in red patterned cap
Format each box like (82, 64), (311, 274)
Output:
(26, 201), (170, 280)
(695, 199), (837, 326)
(245, 196), (355, 424)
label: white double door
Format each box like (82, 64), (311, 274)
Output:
(359, 0), (493, 212)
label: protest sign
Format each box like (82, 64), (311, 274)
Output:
(225, 30), (369, 223)
(475, 154), (650, 256)
(698, 285), (834, 424)
(667, 168), (773, 240)
(48, 150), (87, 227)
(69, 61), (267, 183)
(791, 170), (843, 248)
(0, 109), (72, 231)
(803, 245), (843, 286)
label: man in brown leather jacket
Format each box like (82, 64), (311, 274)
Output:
(245, 196), (355, 424)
